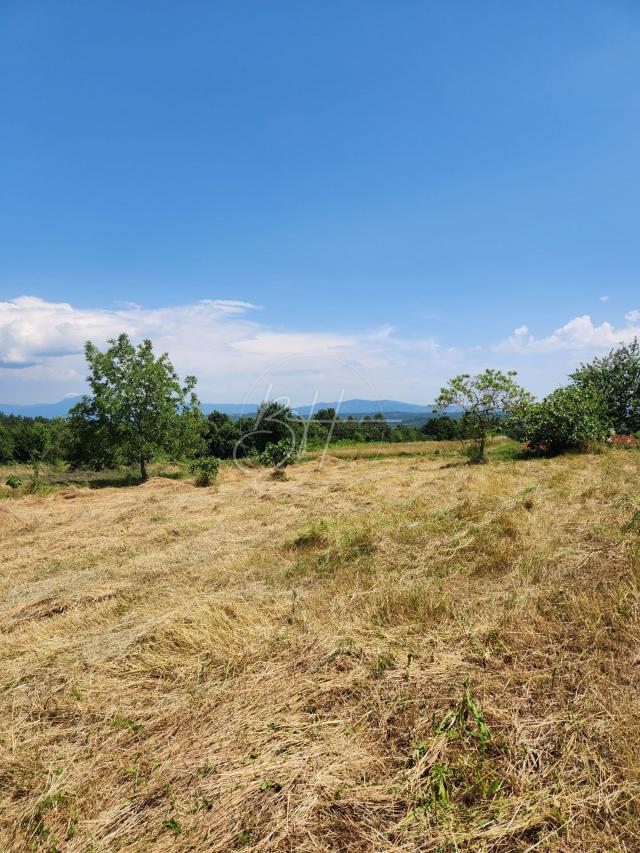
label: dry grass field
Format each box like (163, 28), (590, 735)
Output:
(1, 446), (640, 851)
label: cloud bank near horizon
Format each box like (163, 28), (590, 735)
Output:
(1, 295), (639, 405)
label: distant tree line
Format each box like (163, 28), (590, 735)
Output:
(1, 333), (639, 475)
(0, 414), (67, 464)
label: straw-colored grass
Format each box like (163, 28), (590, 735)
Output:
(1, 448), (639, 851)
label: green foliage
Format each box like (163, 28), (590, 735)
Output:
(435, 369), (533, 463)
(0, 413), (67, 463)
(0, 424), (15, 462)
(405, 681), (502, 823)
(426, 761), (453, 808)
(435, 679), (491, 753)
(249, 401), (303, 454)
(259, 438), (296, 468)
(189, 456), (219, 487)
(461, 441), (484, 464)
(5, 474), (22, 489)
(518, 385), (611, 455)
(206, 410), (243, 458)
(421, 415), (461, 440)
(259, 779), (282, 792)
(67, 334), (206, 479)
(163, 819), (182, 837)
(371, 651), (395, 678)
(571, 338), (640, 434)
(110, 713), (144, 733)
(25, 460), (45, 494)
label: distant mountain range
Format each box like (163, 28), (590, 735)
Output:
(0, 397), (438, 420)
(0, 397), (86, 418)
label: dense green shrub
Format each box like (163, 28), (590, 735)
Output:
(519, 386), (611, 454)
(0, 414), (68, 463)
(571, 338), (640, 434)
(259, 439), (296, 468)
(5, 475), (22, 489)
(189, 456), (220, 487)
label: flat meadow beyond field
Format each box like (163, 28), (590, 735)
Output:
(1, 446), (640, 851)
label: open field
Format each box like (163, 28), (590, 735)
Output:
(1, 448), (640, 851)
(0, 438), (468, 494)
(303, 439), (466, 461)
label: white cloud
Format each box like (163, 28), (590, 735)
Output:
(3, 296), (640, 406)
(0, 296), (259, 369)
(600, 295), (610, 302)
(231, 332), (356, 358)
(497, 313), (640, 354)
(0, 295), (462, 404)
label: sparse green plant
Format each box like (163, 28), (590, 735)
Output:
(26, 460), (45, 493)
(623, 508), (640, 532)
(163, 818), (182, 836)
(407, 740), (430, 764)
(259, 779), (282, 792)
(290, 520), (328, 550)
(427, 761), (453, 808)
(435, 679), (491, 754)
(5, 474), (21, 489)
(110, 714), (143, 733)
(371, 651), (395, 678)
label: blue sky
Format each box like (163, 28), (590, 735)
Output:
(1, 1), (640, 404)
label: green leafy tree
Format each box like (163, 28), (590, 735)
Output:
(68, 334), (205, 479)
(434, 369), (532, 462)
(518, 385), (611, 455)
(570, 338), (640, 434)
(0, 424), (14, 462)
(6, 416), (66, 463)
(205, 411), (242, 459)
(237, 401), (303, 456)
(421, 414), (460, 441)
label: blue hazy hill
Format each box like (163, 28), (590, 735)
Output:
(0, 397), (436, 420)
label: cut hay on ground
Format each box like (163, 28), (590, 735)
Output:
(1, 450), (639, 850)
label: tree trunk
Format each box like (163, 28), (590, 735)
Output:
(479, 434), (486, 462)
(140, 457), (147, 481)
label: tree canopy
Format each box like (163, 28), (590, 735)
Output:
(570, 338), (640, 434)
(68, 334), (205, 479)
(435, 369), (533, 462)
(518, 385), (611, 455)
